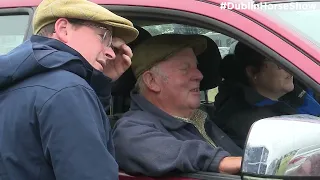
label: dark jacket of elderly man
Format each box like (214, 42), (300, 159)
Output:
(112, 34), (243, 177)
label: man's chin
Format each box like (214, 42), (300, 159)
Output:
(189, 102), (201, 110)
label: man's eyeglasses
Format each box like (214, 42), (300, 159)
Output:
(53, 20), (113, 48)
(84, 23), (113, 48)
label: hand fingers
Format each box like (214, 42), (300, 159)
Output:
(112, 37), (125, 49)
(113, 54), (131, 74)
(122, 54), (132, 67)
(112, 37), (133, 58)
(121, 44), (133, 58)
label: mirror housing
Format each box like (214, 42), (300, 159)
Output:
(241, 114), (320, 179)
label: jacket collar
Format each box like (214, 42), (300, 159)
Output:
(238, 82), (307, 109)
(237, 83), (307, 114)
(30, 35), (112, 105)
(130, 90), (189, 130)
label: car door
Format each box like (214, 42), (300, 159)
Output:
(102, 1), (320, 179)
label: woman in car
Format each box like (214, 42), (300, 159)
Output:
(213, 42), (320, 148)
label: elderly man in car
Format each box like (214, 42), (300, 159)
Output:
(112, 34), (243, 177)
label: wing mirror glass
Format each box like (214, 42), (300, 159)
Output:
(241, 114), (320, 179)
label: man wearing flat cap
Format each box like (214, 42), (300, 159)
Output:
(112, 34), (243, 177)
(0, 0), (138, 179)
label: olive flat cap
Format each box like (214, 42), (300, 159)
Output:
(132, 34), (207, 78)
(33, 0), (139, 43)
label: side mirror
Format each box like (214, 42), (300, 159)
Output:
(241, 114), (320, 179)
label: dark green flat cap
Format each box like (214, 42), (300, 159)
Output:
(33, 0), (139, 44)
(131, 34), (207, 78)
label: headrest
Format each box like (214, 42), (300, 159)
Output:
(234, 42), (265, 65)
(111, 34), (222, 96)
(197, 35), (222, 90)
(220, 42), (267, 83)
(220, 54), (238, 81)
(219, 41), (244, 82)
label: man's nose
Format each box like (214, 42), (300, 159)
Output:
(104, 47), (116, 60)
(193, 68), (203, 81)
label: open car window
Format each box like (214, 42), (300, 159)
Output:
(0, 15), (29, 55)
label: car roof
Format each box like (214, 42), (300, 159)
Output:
(0, 0), (254, 8)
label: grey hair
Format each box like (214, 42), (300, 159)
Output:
(135, 64), (168, 94)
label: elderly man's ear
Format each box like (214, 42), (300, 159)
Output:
(142, 71), (161, 93)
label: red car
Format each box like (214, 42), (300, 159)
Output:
(1, 0), (320, 179)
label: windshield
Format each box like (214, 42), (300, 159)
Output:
(260, 1), (320, 48)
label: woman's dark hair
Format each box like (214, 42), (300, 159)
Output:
(233, 42), (266, 86)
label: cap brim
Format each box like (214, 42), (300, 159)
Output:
(106, 21), (139, 44)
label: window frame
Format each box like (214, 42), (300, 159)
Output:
(0, 7), (33, 40)
(0, 7), (33, 54)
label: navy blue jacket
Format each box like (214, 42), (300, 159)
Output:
(0, 36), (117, 180)
(112, 91), (243, 177)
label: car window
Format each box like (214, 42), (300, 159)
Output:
(261, 1), (320, 48)
(142, 23), (237, 102)
(0, 15), (29, 55)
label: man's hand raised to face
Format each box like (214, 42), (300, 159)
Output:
(219, 157), (242, 175)
(103, 37), (133, 81)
